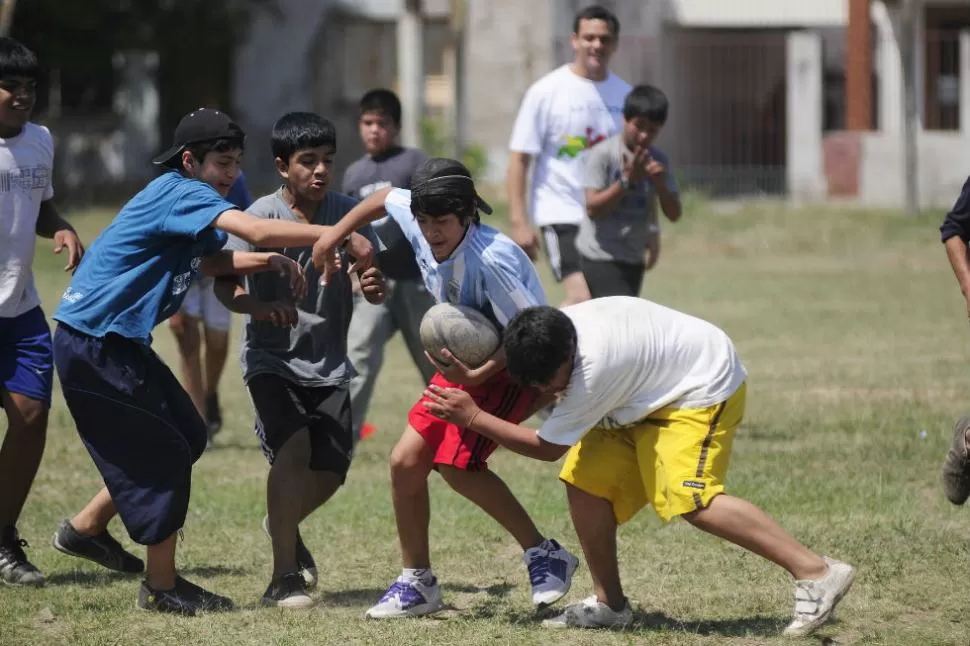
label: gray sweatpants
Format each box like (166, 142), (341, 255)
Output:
(347, 277), (437, 442)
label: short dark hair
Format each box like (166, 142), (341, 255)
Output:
(410, 158), (484, 225)
(0, 37), (39, 81)
(360, 88), (402, 126)
(623, 84), (669, 124)
(573, 5), (620, 37)
(168, 138), (244, 172)
(271, 112), (337, 162)
(503, 307), (577, 387)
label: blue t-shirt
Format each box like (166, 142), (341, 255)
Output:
(54, 171), (235, 343)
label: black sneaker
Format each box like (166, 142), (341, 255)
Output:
(51, 520), (144, 573)
(261, 516), (317, 589)
(137, 576), (235, 616)
(205, 393), (223, 436)
(0, 526), (44, 587)
(260, 572), (315, 608)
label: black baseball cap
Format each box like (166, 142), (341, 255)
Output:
(152, 108), (246, 166)
(410, 157), (493, 215)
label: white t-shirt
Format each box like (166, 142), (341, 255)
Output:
(538, 297), (748, 447)
(509, 65), (631, 228)
(0, 122), (54, 318)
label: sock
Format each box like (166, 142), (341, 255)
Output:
(402, 567), (433, 584)
(539, 538), (559, 552)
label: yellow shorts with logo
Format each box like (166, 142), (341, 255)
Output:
(559, 382), (746, 524)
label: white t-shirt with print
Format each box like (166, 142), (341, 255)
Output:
(0, 122), (54, 318)
(509, 65), (631, 228)
(537, 297), (748, 447)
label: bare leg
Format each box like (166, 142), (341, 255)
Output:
(565, 483), (626, 610)
(169, 312), (204, 416)
(0, 391), (47, 528)
(560, 271), (592, 307)
(201, 326), (229, 401)
(267, 429), (311, 579)
(438, 465), (544, 550)
(389, 426), (435, 568)
(683, 494), (827, 580)
(144, 532), (178, 590)
(69, 486), (117, 535)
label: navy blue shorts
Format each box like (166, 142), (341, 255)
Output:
(52, 323), (207, 546)
(0, 306), (54, 404)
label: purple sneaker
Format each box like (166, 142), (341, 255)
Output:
(365, 576), (445, 619)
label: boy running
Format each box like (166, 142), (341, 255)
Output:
(312, 158), (578, 619)
(50, 108), (373, 615)
(215, 112), (385, 608)
(423, 296), (856, 636)
(0, 36), (85, 586)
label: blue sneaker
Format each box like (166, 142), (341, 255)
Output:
(365, 576), (445, 619)
(524, 538), (579, 606)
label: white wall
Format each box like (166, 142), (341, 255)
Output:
(859, 131), (970, 207)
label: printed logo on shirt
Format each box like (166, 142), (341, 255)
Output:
(0, 165), (51, 193)
(682, 480), (706, 491)
(171, 257), (204, 297)
(358, 181), (392, 199)
(61, 286), (84, 304)
(556, 127), (608, 159)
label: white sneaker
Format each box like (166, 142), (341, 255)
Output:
(783, 557), (856, 636)
(542, 595), (633, 629)
(365, 576), (445, 619)
(524, 538), (580, 606)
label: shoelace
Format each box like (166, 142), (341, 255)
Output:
(793, 581), (821, 618)
(380, 580), (412, 603)
(0, 537), (29, 563)
(527, 553), (552, 585)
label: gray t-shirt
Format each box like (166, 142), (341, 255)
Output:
(226, 189), (378, 387)
(577, 134), (679, 265)
(342, 146), (428, 281)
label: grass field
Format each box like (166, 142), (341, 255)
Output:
(2, 199), (970, 646)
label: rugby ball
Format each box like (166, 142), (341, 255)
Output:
(419, 303), (500, 369)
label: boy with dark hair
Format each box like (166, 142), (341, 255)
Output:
(313, 158), (578, 620)
(343, 88), (435, 442)
(0, 36), (85, 586)
(507, 4), (630, 306)
(215, 111), (385, 608)
(50, 108), (374, 615)
(422, 297), (856, 636)
(580, 84), (681, 298)
(169, 171), (253, 447)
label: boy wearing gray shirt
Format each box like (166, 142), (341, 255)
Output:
(342, 89), (436, 443)
(579, 85), (681, 298)
(215, 112), (384, 609)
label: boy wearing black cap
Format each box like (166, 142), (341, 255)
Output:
(49, 108), (375, 615)
(313, 158), (578, 619)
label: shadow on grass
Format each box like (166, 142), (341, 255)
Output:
(466, 604), (791, 638)
(45, 570), (136, 587)
(633, 610), (788, 637)
(318, 588), (389, 607)
(180, 565), (249, 578)
(441, 582), (513, 598)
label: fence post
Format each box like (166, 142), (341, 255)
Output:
(786, 30), (825, 203)
(960, 30), (970, 136)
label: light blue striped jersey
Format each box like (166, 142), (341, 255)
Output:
(383, 188), (546, 327)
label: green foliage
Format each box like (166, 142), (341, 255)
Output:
(421, 117), (488, 181)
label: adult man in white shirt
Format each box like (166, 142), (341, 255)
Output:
(422, 297), (856, 637)
(507, 5), (631, 306)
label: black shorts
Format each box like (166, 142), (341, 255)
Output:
(248, 374), (353, 480)
(52, 323), (206, 546)
(540, 224), (582, 282)
(581, 258), (646, 299)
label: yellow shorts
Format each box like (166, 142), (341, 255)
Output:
(559, 382), (746, 524)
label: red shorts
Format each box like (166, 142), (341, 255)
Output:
(409, 370), (539, 471)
